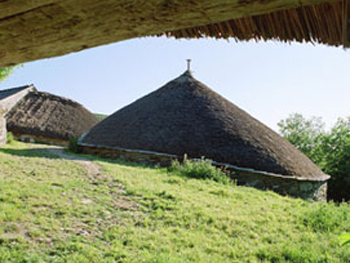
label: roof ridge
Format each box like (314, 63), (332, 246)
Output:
(29, 91), (88, 109)
(0, 84), (34, 94)
(172, 70), (195, 84)
(0, 84), (36, 102)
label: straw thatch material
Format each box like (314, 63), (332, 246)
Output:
(0, 0), (345, 68)
(162, 1), (350, 47)
(6, 91), (99, 142)
(81, 71), (328, 181)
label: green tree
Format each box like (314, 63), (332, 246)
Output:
(278, 113), (325, 165)
(321, 118), (350, 201)
(0, 66), (18, 82)
(278, 114), (350, 201)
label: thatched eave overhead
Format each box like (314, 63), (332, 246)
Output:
(0, 0), (343, 67)
(163, 0), (350, 47)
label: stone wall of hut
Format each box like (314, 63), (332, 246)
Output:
(0, 114), (6, 146)
(80, 145), (328, 201)
(12, 133), (68, 147)
(229, 169), (327, 201)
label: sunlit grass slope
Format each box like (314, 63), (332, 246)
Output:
(0, 141), (350, 262)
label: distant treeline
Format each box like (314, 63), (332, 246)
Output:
(94, 113), (108, 121)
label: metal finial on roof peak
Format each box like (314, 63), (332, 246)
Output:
(186, 59), (191, 71)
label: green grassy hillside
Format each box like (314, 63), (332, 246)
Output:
(0, 142), (350, 262)
(94, 113), (108, 121)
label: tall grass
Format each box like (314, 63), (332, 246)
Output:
(2, 142), (350, 262)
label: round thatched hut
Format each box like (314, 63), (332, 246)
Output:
(0, 85), (37, 147)
(79, 70), (330, 200)
(6, 91), (99, 146)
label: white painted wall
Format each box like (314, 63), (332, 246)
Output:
(0, 113), (6, 146)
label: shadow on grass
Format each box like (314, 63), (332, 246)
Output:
(0, 147), (60, 159)
(0, 144), (157, 170)
(77, 152), (159, 170)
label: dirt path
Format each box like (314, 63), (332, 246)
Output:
(1, 143), (140, 241)
(45, 147), (102, 177)
(39, 144), (139, 212)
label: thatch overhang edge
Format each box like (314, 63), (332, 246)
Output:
(0, 85), (36, 101)
(0, 0), (344, 67)
(162, 0), (349, 47)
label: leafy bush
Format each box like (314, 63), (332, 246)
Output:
(279, 114), (350, 201)
(67, 136), (82, 153)
(168, 158), (231, 184)
(0, 65), (20, 82)
(6, 132), (14, 144)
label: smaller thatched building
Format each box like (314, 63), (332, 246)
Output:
(5, 90), (99, 146)
(0, 85), (36, 112)
(0, 85), (37, 147)
(80, 70), (330, 200)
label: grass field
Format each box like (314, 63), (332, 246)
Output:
(0, 141), (350, 262)
(94, 113), (108, 121)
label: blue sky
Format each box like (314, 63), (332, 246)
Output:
(1, 36), (350, 131)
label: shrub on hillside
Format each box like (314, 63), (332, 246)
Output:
(68, 136), (82, 153)
(169, 158), (231, 184)
(6, 132), (14, 144)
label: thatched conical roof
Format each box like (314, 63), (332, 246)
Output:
(81, 71), (328, 181)
(6, 91), (99, 141)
